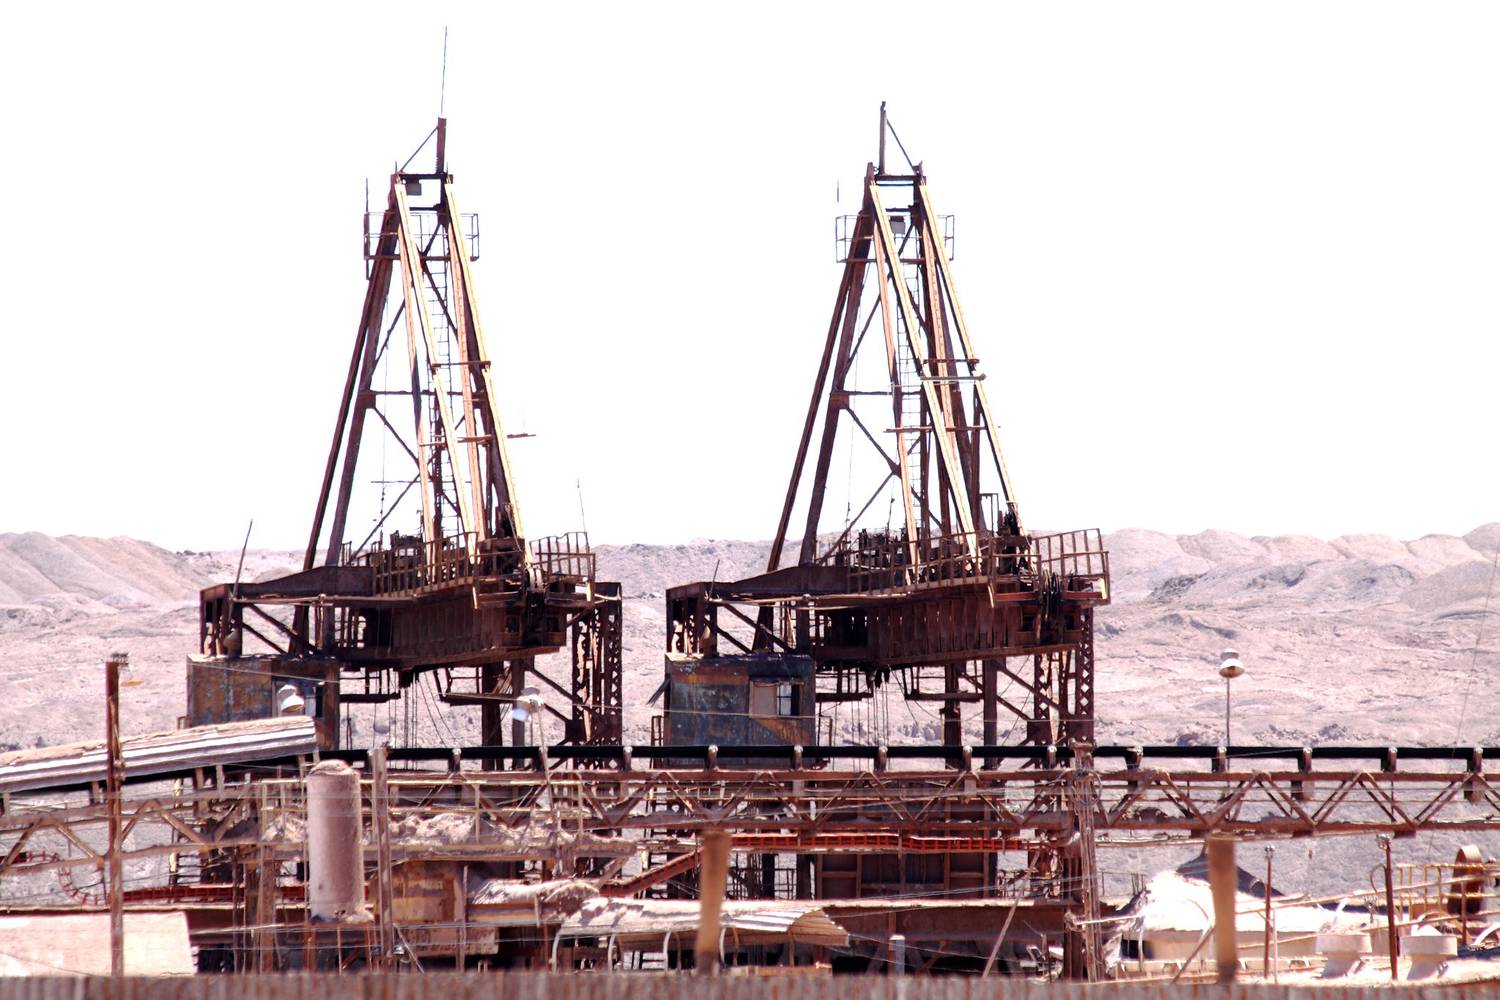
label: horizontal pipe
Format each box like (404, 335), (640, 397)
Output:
(18, 742), (1496, 796)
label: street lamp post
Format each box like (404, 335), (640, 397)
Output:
(1218, 648), (1244, 746)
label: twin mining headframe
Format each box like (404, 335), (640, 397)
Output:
(659, 108), (1111, 751)
(190, 119), (622, 751)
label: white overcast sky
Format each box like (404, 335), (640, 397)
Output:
(2, 2), (1497, 552)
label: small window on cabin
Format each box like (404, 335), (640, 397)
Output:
(751, 681), (796, 718)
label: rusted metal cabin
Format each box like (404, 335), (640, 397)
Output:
(658, 653), (817, 748)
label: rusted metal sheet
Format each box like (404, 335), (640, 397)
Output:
(185, 655), (340, 749)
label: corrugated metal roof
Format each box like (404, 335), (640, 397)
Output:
(557, 897), (849, 948)
(0, 716), (317, 794)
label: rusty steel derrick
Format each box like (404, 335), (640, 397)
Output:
(195, 119), (621, 749)
(652, 109), (1120, 965)
(664, 107), (1108, 750)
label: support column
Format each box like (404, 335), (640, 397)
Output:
(1028, 653), (1055, 747)
(569, 584), (624, 745)
(942, 664), (961, 746)
(105, 652), (125, 978)
(795, 856), (812, 900)
(371, 746), (396, 969)
(480, 662), (504, 771)
(1065, 611), (1097, 745)
(510, 658), (530, 759)
(1208, 835), (1238, 984)
(696, 831), (731, 974)
(982, 659), (999, 751)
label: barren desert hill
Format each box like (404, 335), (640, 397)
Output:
(0, 525), (1497, 754)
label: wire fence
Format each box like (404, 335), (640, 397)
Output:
(0, 974), (1454, 1000)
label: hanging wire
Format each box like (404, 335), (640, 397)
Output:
(884, 114), (917, 172)
(438, 26), (449, 117)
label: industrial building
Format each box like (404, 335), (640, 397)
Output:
(0, 114), (1495, 985)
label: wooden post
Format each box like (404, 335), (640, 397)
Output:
(1380, 835), (1399, 980)
(255, 783), (273, 972)
(457, 865), (468, 970)
(371, 745), (396, 968)
(1262, 845), (1275, 980)
(695, 830), (730, 974)
(890, 933), (907, 975)
(105, 652), (127, 978)
(1207, 835), (1238, 984)
(981, 660), (999, 755)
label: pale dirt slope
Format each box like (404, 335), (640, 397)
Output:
(2, 527), (1497, 749)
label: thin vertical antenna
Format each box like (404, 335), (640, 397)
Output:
(576, 478), (589, 536)
(439, 27), (449, 116)
(231, 519), (253, 603)
(105, 651), (125, 978)
(878, 100), (887, 173)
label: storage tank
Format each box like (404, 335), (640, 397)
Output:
(304, 761), (368, 921)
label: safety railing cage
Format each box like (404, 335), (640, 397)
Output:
(528, 531), (596, 590)
(836, 211), (954, 263)
(363, 207), (480, 270)
(1030, 529), (1111, 596)
(822, 526), (1108, 599)
(366, 531), (529, 595)
(367, 531), (472, 594)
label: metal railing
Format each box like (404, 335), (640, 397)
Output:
(828, 527), (1110, 599)
(1031, 529), (1111, 596)
(839, 530), (982, 594)
(1396, 858), (1500, 932)
(364, 529), (594, 598)
(835, 211), (954, 262)
(529, 532), (595, 589)
(364, 208), (480, 264)
(368, 532), (478, 595)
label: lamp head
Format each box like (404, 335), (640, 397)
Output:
(511, 686), (545, 723)
(275, 684), (306, 716)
